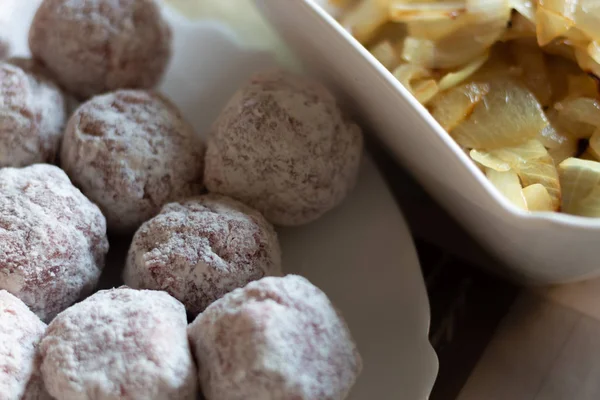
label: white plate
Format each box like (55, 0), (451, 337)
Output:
(253, 0), (600, 285)
(2, 2), (439, 398)
(162, 8), (438, 399)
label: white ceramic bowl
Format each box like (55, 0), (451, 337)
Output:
(254, 0), (600, 285)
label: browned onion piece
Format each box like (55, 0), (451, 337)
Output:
(451, 77), (550, 149)
(427, 81), (490, 132)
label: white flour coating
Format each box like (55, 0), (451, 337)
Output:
(0, 290), (51, 400)
(40, 287), (198, 400)
(124, 194), (282, 316)
(29, 0), (172, 99)
(188, 275), (362, 400)
(0, 60), (67, 168)
(204, 70), (364, 226)
(0, 164), (108, 322)
(60, 89), (205, 233)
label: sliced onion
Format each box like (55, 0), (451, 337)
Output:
(523, 183), (555, 211)
(539, 121), (579, 164)
(341, 0), (390, 44)
(412, 79), (440, 103)
(393, 64), (440, 103)
(476, 138), (550, 161)
(564, 26), (591, 45)
(400, 0), (511, 69)
(466, 0), (511, 20)
(389, 0), (467, 22)
(369, 40), (401, 69)
(427, 81), (490, 131)
(547, 102), (596, 139)
(574, 0), (600, 42)
(538, 0), (577, 20)
(543, 39), (578, 61)
(405, 17), (468, 41)
(469, 44), (523, 81)
(536, 6), (574, 46)
(538, 120), (571, 147)
(511, 0), (537, 22)
(401, 36), (437, 65)
(554, 96), (600, 130)
(451, 77), (550, 149)
(438, 52), (488, 91)
(559, 157), (600, 216)
(366, 21), (409, 47)
(485, 168), (528, 210)
(510, 39), (553, 105)
(470, 149), (511, 171)
(518, 153), (562, 210)
(470, 139), (561, 209)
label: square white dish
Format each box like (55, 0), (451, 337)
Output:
(3, 1), (439, 398)
(254, 0), (600, 285)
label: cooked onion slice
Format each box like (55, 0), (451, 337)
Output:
(438, 52), (488, 91)
(369, 40), (401, 69)
(511, 0), (537, 22)
(471, 149), (511, 171)
(389, 0), (467, 22)
(393, 64), (439, 103)
(574, 0), (600, 43)
(405, 18), (468, 41)
(470, 140), (561, 209)
(523, 183), (555, 211)
(451, 77), (550, 149)
(486, 168), (528, 210)
(341, 0), (390, 44)
(554, 97), (600, 133)
(538, 117), (578, 165)
(559, 157), (600, 216)
(428, 81), (490, 131)
(510, 40), (553, 105)
(536, 7), (574, 46)
(400, 0), (511, 69)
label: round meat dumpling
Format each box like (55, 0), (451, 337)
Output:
(0, 60), (67, 168)
(188, 275), (362, 400)
(0, 164), (108, 322)
(0, 290), (51, 400)
(40, 287), (197, 400)
(204, 70), (363, 226)
(60, 89), (205, 233)
(29, 0), (172, 99)
(124, 194), (282, 316)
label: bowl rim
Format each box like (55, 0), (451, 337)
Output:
(303, 0), (600, 231)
